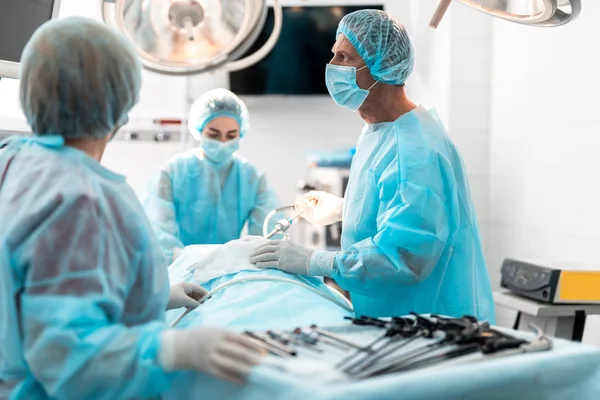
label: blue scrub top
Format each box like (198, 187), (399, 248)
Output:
(144, 149), (280, 262)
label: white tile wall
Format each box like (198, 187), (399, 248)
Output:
(489, 2), (600, 339)
(447, 6), (492, 259)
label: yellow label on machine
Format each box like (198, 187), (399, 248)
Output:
(559, 271), (600, 301)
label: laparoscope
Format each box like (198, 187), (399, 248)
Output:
(262, 200), (315, 239)
(264, 208), (303, 239)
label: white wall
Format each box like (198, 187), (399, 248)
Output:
(446, 3), (492, 256)
(488, 2), (600, 339)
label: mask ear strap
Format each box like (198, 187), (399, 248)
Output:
(356, 65), (378, 91)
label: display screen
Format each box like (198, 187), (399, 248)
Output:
(0, 0), (55, 63)
(230, 5), (384, 95)
(515, 269), (532, 283)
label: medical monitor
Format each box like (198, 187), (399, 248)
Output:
(229, 4), (384, 95)
(0, 0), (62, 79)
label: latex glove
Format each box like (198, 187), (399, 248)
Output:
(172, 247), (184, 262)
(166, 282), (208, 310)
(250, 240), (314, 275)
(294, 191), (344, 227)
(159, 327), (266, 384)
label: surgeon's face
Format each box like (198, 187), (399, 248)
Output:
(202, 116), (240, 142)
(330, 34), (376, 91)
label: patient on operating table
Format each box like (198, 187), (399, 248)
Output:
(165, 236), (353, 331)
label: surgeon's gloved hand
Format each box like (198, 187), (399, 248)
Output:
(159, 327), (266, 384)
(294, 191), (344, 227)
(250, 240), (337, 278)
(172, 247), (184, 262)
(166, 282), (208, 310)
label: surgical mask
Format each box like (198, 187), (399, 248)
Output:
(201, 137), (239, 164)
(325, 64), (378, 111)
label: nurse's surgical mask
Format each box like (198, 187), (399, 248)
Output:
(325, 64), (378, 111)
(201, 137), (240, 164)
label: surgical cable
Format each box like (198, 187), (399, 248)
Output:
(171, 275), (354, 327)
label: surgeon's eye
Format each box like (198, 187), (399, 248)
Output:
(208, 133), (220, 139)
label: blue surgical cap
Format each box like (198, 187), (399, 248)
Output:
(188, 88), (249, 140)
(19, 17), (142, 139)
(337, 9), (415, 86)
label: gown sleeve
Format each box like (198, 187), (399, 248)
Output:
(144, 167), (185, 263)
(16, 193), (172, 399)
(247, 172), (280, 236)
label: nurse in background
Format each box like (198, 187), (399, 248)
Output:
(144, 89), (280, 263)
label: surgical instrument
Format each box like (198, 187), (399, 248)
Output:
(310, 325), (367, 351)
(245, 331), (297, 357)
(390, 324), (552, 374)
(293, 328), (349, 351)
(233, 315), (554, 382)
(267, 330), (291, 345)
(386, 342), (482, 374)
(344, 332), (422, 374)
(335, 316), (414, 369)
(373, 323), (494, 374)
(345, 314), (482, 375)
(343, 314), (436, 373)
(244, 331), (295, 358)
(482, 324), (552, 358)
(352, 317), (535, 379)
(265, 211), (304, 239)
(262, 205), (295, 239)
(268, 331), (323, 354)
(263, 200), (317, 239)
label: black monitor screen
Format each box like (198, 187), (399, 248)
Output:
(229, 5), (384, 95)
(0, 0), (56, 63)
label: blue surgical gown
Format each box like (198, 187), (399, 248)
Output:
(0, 136), (171, 399)
(333, 106), (495, 322)
(144, 149), (280, 262)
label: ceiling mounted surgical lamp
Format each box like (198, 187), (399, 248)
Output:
(100, 0), (582, 78)
(430, 0), (581, 28)
(101, 0), (282, 75)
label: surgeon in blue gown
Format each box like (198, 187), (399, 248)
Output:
(0, 17), (264, 400)
(144, 89), (280, 263)
(251, 10), (495, 322)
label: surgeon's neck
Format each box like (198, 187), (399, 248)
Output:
(65, 135), (110, 162)
(359, 85), (416, 124)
